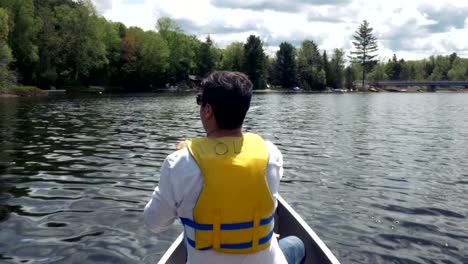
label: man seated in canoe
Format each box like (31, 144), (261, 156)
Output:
(144, 71), (305, 263)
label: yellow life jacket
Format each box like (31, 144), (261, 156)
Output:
(182, 133), (275, 254)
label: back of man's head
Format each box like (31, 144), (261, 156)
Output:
(201, 71), (253, 130)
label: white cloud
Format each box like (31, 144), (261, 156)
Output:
(93, 0), (113, 13)
(93, 0), (468, 61)
(94, 0), (158, 30)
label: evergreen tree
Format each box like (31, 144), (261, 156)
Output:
(244, 35), (265, 89)
(296, 40), (325, 90)
(274, 42), (296, 88)
(265, 56), (276, 87)
(329, 49), (345, 88)
(323, 50), (332, 87)
(408, 64), (417, 80)
(198, 35), (217, 77)
(398, 59), (409, 80)
(449, 52), (458, 67)
(385, 54), (402, 80)
(349, 20), (378, 89)
(344, 66), (355, 89)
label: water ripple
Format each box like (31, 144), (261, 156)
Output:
(1, 93), (468, 263)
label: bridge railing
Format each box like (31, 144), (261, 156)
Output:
(354, 80), (468, 86)
(375, 80), (468, 86)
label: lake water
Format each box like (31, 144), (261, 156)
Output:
(1, 93), (467, 263)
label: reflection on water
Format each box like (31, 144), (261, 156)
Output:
(1, 93), (467, 263)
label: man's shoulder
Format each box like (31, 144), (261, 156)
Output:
(265, 140), (279, 151)
(165, 147), (194, 168)
(264, 140), (282, 164)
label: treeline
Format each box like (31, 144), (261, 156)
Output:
(367, 53), (468, 83)
(0, 1), (467, 92)
(0, 0), (346, 91)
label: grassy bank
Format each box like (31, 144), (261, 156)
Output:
(0, 83), (48, 97)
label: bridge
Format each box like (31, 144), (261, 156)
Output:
(373, 80), (468, 92)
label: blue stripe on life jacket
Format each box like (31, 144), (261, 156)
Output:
(220, 241), (253, 249)
(185, 229), (275, 250)
(180, 217), (213, 231)
(259, 213), (275, 226)
(180, 213), (274, 231)
(258, 230), (274, 245)
(186, 237), (212, 250)
(220, 221), (254, 230)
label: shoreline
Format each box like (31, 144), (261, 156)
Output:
(2, 86), (467, 98)
(0, 84), (48, 98)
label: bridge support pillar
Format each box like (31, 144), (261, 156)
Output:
(427, 85), (437, 92)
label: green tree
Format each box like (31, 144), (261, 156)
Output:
(423, 57), (435, 79)
(398, 59), (410, 80)
(344, 66), (355, 89)
(385, 54), (401, 80)
(56, 1), (107, 83)
(0, 8), (13, 83)
(449, 52), (458, 67)
(429, 55), (451, 80)
(33, 0), (107, 87)
(157, 17), (196, 83)
(296, 40), (325, 90)
(274, 42), (296, 88)
(220, 42), (244, 71)
(329, 48), (345, 88)
(368, 63), (387, 82)
(323, 50), (331, 87)
(265, 56), (276, 87)
(409, 61), (426, 80)
(448, 58), (468, 80)
(349, 20), (378, 89)
(197, 35), (217, 77)
(0, 0), (39, 84)
(35, 0), (59, 88)
(244, 35), (265, 89)
(93, 18), (123, 86)
(156, 17), (183, 38)
(120, 27), (144, 88)
(140, 31), (170, 86)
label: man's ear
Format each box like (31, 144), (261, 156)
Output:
(203, 103), (214, 119)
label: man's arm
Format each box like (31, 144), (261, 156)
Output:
(143, 158), (178, 233)
(266, 141), (284, 202)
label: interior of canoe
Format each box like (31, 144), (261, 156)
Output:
(157, 195), (340, 264)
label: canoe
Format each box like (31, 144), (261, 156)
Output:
(158, 194), (341, 264)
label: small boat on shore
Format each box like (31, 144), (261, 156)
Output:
(158, 195), (340, 264)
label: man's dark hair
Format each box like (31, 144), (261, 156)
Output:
(201, 71), (253, 130)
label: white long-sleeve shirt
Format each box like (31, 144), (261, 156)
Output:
(144, 140), (288, 264)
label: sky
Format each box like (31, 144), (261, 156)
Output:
(92, 0), (468, 61)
